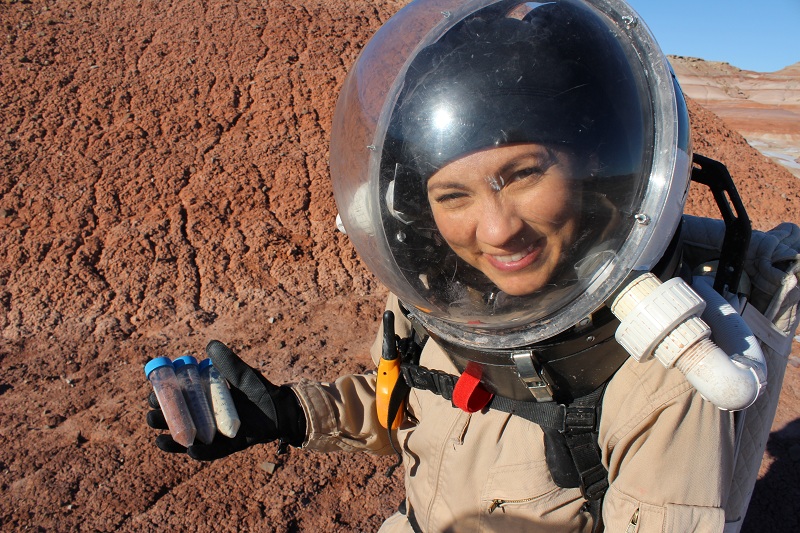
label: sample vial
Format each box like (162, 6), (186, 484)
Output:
(173, 355), (217, 445)
(199, 358), (241, 438)
(145, 357), (196, 448)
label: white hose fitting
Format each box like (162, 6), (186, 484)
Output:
(611, 273), (767, 411)
(690, 276), (767, 409)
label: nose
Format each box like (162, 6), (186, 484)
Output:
(475, 197), (524, 248)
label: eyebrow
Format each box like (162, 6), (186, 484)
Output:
(427, 180), (470, 192)
(426, 146), (559, 192)
(499, 149), (557, 174)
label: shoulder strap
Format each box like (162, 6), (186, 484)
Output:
(562, 385), (609, 502)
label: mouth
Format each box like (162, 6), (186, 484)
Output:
(485, 240), (543, 272)
(492, 243), (537, 263)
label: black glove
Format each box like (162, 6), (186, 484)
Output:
(146, 340), (306, 461)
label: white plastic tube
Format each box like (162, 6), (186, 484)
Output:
(611, 273), (766, 411)
(688, 277), (767, 410)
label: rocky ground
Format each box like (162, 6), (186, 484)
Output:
(1, 1), (798, 531)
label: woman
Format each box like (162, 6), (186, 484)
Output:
(148, 1), (797, 531)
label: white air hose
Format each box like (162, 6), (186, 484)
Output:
(611, 272), (766, 411)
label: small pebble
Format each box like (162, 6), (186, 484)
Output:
(259, 461), (277, 474)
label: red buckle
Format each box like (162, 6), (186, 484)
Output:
(452, 363), (493, 413)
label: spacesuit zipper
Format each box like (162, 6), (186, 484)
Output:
(487, 496), (539, 514)
(625, 509), (639, 533)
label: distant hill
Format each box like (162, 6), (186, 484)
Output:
(670, 56), (800, 178)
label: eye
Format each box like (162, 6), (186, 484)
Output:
(508, 165), (545, 183)
(504, 149), (559, 184)
(433, 191), (467, 203)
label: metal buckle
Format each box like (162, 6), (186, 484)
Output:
(512, 350), (554, 402)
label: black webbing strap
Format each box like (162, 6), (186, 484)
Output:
(563, 385), (609, 502)
(406, 505), (424, 533)
(400, 364), (457, 401)
(563, 385), (608, 533)
(491, 394), (569, 430)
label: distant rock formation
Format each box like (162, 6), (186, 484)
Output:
(670, 56), (800, 178)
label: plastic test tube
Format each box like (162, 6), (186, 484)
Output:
(173, 355), (217, 445)
(199, 358), (241, 438)
(145, 357), (196, 448)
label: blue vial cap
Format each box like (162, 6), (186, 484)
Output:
(144, 356), (173, 378)
(198, 358), (213, 372)
(173, 355), (199, 370)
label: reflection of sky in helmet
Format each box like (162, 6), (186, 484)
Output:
(388, 1), (648, 187)
(432, 106), (453, 131)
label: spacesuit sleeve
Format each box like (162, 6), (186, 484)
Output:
(289, 294), (410, 455)
(598, 357), (735, 531)
(290, 372), (395, 454)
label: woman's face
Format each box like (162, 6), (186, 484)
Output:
(427, 143), (584, 296)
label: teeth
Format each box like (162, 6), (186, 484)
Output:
(493, 243), (535, 263)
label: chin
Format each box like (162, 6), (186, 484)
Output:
(493, 276), (547, 297)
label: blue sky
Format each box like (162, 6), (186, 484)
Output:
(625, 0), (800, 72)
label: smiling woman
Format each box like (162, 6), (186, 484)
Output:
(320, 1), (751, 528)
(330, 0), (685, 348)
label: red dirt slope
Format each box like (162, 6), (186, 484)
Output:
(0, 1), (798, 531)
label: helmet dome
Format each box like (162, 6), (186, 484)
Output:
(330, 0), (691, 350)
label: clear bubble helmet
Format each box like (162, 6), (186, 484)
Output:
(330, 0), (691, 351)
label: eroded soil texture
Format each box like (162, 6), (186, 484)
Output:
(1, 1), (799, 531)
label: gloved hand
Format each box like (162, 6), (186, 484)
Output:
(146, 340), (307, 461)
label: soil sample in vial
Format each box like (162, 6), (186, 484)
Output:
(145, 357), (196, 447)
(173, 355), (217, 444)
(199, 358), (241, 438)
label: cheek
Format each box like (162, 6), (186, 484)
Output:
(523, 182), (580, 227)
(430, 206), (473, 247)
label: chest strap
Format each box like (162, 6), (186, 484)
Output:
(397, 362), (609, 506)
